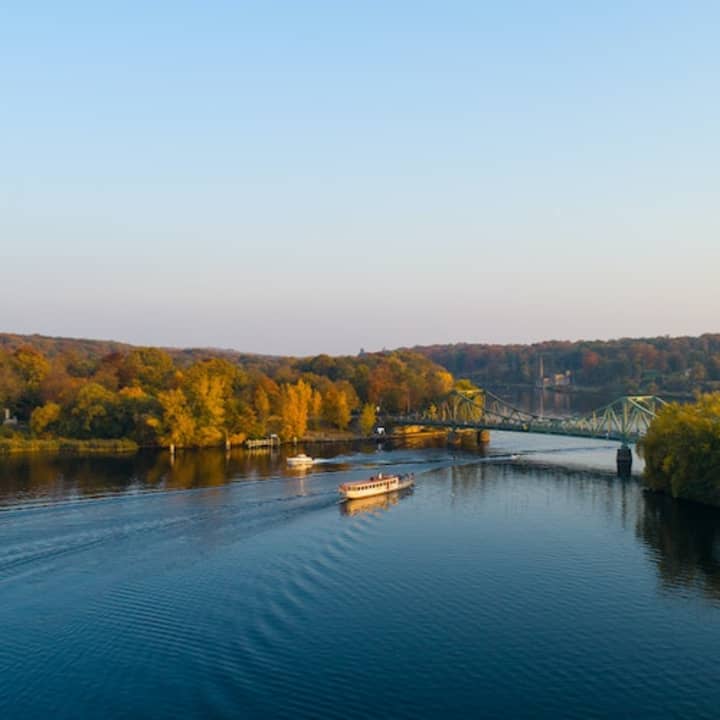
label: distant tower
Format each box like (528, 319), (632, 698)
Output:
(537, 355), (544, 387)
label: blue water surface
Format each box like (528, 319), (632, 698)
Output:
(1, 438), (719, 719)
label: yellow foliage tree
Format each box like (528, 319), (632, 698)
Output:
(14, 346), (50, 388)
(311, 389), (323, 420)
(359, 403), (376, 436)
(640, 393), (720, 505)
(30, 402), (61, 436)
(158, 388), (196, 447)
(323, 386), (352, 430)
(253, 386), (271, 435)
(280, 379), (313, 440)
(182, 360), (235, 445)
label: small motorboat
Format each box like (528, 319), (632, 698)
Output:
(287, 453), (314, 467)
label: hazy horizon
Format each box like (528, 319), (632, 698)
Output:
(3, 2), (719, 355)
(3, 325), (720, 360)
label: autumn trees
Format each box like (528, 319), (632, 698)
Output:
(0, 341), (458, 449)
(415, 334), (720, 393)
(640, 393), (720, 506)
(358, 404), (377, 436)
(1, 347), (50, 418)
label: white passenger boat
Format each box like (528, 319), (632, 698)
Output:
(338, 472), (414, 500)
(287, 453), (314, 467)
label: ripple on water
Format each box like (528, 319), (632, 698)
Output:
(3, 458), (720, 719)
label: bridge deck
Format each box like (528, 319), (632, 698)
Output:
(384, 392), (666, 444)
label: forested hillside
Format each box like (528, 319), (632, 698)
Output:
(413, 335), (720, 394)
(4, 330), (719, 452)
(0, 334), (454, 450)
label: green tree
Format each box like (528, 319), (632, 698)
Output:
(67, 383), (123, 438)
(117, 386), (161, 444)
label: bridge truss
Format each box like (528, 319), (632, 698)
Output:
(388, 390), (666, 443)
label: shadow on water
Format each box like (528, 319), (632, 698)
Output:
(637, 491), (720, 601)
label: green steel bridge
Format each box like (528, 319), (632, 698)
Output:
(385, 390), (667, 444)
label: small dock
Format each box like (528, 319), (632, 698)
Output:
(245, 436), (280, 449)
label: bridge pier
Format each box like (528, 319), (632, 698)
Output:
(616, 444), (632, 478)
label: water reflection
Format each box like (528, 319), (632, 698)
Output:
(638, 491), (720, 600)
(0, 445), (339, 507)
(340, 488), (414, 516)
(5, 440), (720, 613)
(0, 440), (442, 508)
(4, 441), (720, 719)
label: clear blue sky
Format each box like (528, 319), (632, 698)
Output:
(2, 1), (718, 355)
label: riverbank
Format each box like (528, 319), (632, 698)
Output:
(0, 427), (446, 457)
(0, 437), (139, 455)
(304, 427), (448, 442)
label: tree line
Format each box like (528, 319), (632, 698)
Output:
(413, 334), (720, 393)
(0, 343), (455, 449)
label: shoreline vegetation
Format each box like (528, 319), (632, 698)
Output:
(0, 336), (459, 457)
(2, 332), (718, 487)
(0, 437), (139, 455)
(640, 393), (720, 507)
(0, 427), (449, 456)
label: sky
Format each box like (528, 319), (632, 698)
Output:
(2, 1), (719, 355)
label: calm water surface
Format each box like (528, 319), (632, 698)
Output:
(2, 437), (720, 719)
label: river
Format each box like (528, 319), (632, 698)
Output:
(2, 437), (720, 719)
